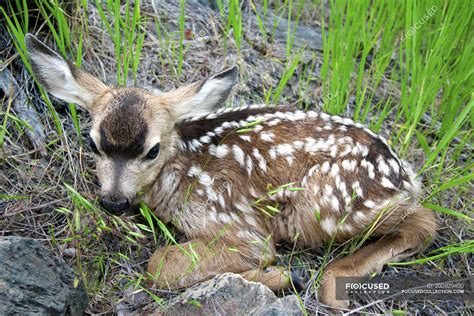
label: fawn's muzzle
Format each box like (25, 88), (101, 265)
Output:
(100, 195), (130, 215)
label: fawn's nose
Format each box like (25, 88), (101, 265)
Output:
(100, 196), (130, 215)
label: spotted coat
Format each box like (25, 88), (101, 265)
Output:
(144, 104), (420, 252)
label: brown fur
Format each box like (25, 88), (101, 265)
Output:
(25, 33), (437, 310)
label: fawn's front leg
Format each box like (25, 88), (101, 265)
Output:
(147, 238), (299, 291)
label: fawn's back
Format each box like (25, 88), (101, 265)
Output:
(144, 104), (421, 248)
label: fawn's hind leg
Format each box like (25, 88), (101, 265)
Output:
(147, 238), (299, 291)
(240, 266), (305, 291)
(319, 206), (437, 309)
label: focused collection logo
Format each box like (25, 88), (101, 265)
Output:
(345, 282), (390, 295)
(335, 275), (472, 302)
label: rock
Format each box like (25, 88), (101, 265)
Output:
(159, 273), (303, 316)
(63, 247), (77, 258)
(253, 294), (303, 316)
(0, 236), (89, 315)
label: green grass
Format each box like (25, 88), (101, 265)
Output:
(1, 0), (472, 313)
(94, 0), (145, 85)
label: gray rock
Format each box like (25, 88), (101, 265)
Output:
(0, 236), (88, 315)
(253, 294), (303, 316)
(162, 273), (303, 316)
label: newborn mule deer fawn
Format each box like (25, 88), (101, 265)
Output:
(25, 33), (436, 309)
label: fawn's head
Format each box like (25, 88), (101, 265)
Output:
(25, 33), (238, 215)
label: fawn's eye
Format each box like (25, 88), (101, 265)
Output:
(88, 136), (100, 155)
(146, 143), (160, 160)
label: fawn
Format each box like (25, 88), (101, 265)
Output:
(25, 33), (436, 309)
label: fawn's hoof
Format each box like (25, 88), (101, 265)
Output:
(289, 271), (306, 292)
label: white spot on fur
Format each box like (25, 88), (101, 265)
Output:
(337, 136), (353, 144)
(308, 164), (319, 177)
(354, 211), (368, 222)
(331, 115), (343, 124)
(352, 181), (363, 198)
(321, 184), (339, 212)
(206, 187), (218, 201)
(380, 177), (396, 189)
(353, 142), (369, 156)
(321, 217), (336, 235)
(246, 155), (253, 175)
(249, 187), (259, 198)
(388, 159), (400, 174)
(330, 164), (340, 178)
(235, 201), (253, 214)
(209, 144), (229, 158)
(329, 196), (340, 212)
(342, 159), (357, 172)
(364, 200), (376, 208)
(377, 155), (391, 176)
(188, 165), (202, 177)
(361, 159), (375, 179)
(209, 209), (218, 223)
(232, 145), (245, 166)
(252, 148), (267, 172)
(335, 177), (346, 193)
(327, 134), (336, 145)
(294, 111), (306, 120)
(312, 184), (320, 194)
(230, 212), (240, 223)
(214, 126), (224, 135)
(218, 212), (231, 223)
(292, 140), (304, 149)
(268, 148), (277, 160)
(221, 122), (232, 129)
(188, 139), (202, 151)
(198, 172), (214, 186)
(260, 132), (275, 142)
(276, 144), (294, 156)
(239, 135), (252, 142)
(403, 180), (412, 189)
(321, 161), (331, 174)
(253, 125), (263, 133)
(307, 110), (318, 118)
(320, 113), (330, 120)
(305, 137), (323, 153)
(218, 193), (226, 209)
(340, 145), (353, 157)
(244, 215), (257, 226)
(267, 119), (281, 126)
(342, 118), (355, 126)
(339, 223), (353, 233)
(199, 135), (211, 144)
(237, 230), (250, 239)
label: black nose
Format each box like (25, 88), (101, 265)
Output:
(100, 196), (130, 215)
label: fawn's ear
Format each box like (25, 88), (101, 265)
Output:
(25, 33), (107, 113)
(164, 66), (238, 121)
